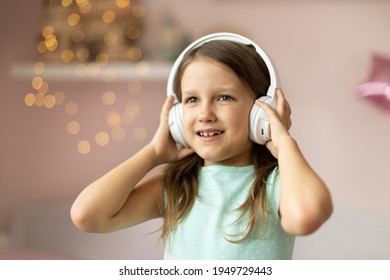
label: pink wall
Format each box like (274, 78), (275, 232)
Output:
(1, 1), (390, 258)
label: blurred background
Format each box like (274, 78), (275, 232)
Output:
(0, 0), (390, 260)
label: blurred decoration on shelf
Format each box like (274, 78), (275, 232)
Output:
(357, 53), (390, 121)
(38, 0), (145, 63)
(22, 0), (155, 155)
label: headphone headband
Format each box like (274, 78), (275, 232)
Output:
(167, 32), (279, 102)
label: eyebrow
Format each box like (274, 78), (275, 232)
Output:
(181, 85), (240, 95)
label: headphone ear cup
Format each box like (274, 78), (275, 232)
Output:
(168, 103), (189, 147)
(249, 95), (277, 145)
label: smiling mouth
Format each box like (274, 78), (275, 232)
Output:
(197, 130), (224, 137)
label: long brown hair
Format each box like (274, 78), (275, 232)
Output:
(161, 40), (278, 242)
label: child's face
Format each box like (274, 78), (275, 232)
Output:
(181, 57), (256, 166)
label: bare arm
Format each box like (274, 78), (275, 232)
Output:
(256, 89), (333, 236)
(71, 96), (193, 233)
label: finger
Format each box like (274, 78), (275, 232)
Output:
(160, 95), (174, 121)
(275, 88), (292, 129)
(276, 89), (291, 114)
(255, 99), (279, 119)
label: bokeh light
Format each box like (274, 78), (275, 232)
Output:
(68, 13), (80, 26)
(44, 94), (56, 108)
(95, 131), (110, 146)
(34, 94), (45, 107)
(32, 76), (43, 90)
(132, 4), (146, 18)
(106, 111), (122, 128)
(102, 10), (116, 24)
(116, 0), (130, 8)
(77, 140), (91, 154)
(33, 62), (45, 75)
(102, 91), (116, 105)
(65, 102), (78, 116)
(67, 121), (80, 135)
(62, 0), (73, 7)
(24, 93), (35, 107)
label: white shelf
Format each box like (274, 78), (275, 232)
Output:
(10, 61), (172, 82)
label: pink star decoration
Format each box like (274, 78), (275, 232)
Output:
(357, 53), (390, 113)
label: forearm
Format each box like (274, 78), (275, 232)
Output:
(71, 144), (161, 230)
(277, 136), (333, 235)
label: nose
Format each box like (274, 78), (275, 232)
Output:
(197, 101), (216, 123)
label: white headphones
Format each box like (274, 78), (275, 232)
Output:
(167, 32), (279, 147)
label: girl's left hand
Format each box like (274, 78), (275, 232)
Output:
(255, 88), (292, 158)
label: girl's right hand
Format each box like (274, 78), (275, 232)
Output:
(149, 96), (194, 164)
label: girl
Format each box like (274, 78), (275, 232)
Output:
(71, 33), (333, 260)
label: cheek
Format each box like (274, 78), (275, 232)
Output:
(182, 109), (195, 130)
(226, 107), (251, 131)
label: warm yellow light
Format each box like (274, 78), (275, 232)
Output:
(135, 61), (150, 75)
(95, 131), (109, 146)
(61, 49), (74, 63)
(32, 76), (43, 90)
(116, 0), (130, 8)
(44, 94), (56, 109)
(62, 0), (73, 7)
(68, 13), (80, 26)
(86, 63), (100, 76)
(102, 91), (116, 105)
(77, 140), (91, 154)
(75, 0), (87, 5)
(38, 82), (49, 95)
(133, 127), (147, 141)
(126, 26), (141, 40)
(102, 10), (116, 24)
(37, 41), (47, 53)
(65, 102), (78, 116)
(45, 35), (58, 51)
(35, 94), (45, 107)
(132, 4), (146, 18)
(76, 48), (89, 61)
(79, 4), (92, 14)
(95, 53), (109, 66)
(128, 47), (142, 61)
(24, 93), (35, 107)
(33, 62), (45, 75)
(67, 121), (80, 135)
(75, 64), (88, 77)
(104, 32), (117, 46)
(107, 111), (122, 128)
(42, 26), (54, 38)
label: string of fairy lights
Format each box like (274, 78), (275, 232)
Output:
(24, 0), (150, 155)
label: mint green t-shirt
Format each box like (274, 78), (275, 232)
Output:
(164, 165), (295, 260)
